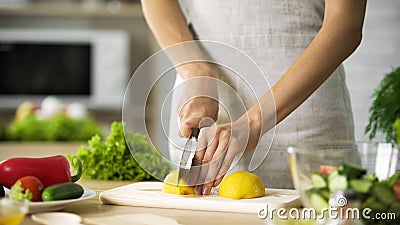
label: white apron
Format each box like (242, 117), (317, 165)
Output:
(169, 0), (355, 189)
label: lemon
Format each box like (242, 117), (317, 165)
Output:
(219, 171), (265, 199)
(162, 170), (195, 195)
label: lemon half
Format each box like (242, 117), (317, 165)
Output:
(162, 170), (195, 195)
(219, 171), (265, 199)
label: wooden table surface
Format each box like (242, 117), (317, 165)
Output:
(0, 142), (267, 225)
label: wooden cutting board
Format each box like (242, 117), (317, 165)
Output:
(99, 182), (301, 214)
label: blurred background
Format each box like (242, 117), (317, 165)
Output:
(0, 0), (398, 143)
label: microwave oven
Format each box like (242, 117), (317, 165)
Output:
(0, 28), (130, 109)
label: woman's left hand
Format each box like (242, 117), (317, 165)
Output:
(187, 114), (262, 195)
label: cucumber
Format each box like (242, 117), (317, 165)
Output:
(365, 173), (378, 182)
(311, 172), (327, 189)
(305, 187), (330, 200)
(349, 179), (373, 193)
(338, 162), (366, 179)
(42, 182), (84, 201)
(319, 188), (331, 200)
(328, 175), (348, 192)
(309, 192), (329, 212)
(328, 170), (339, 183)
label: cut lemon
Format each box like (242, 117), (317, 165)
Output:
(219, 171), (265, 199)
(162, 170), (195, 195)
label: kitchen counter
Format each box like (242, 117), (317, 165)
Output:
(0, 142), (265, 225)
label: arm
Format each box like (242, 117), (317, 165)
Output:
(141, 0), (219, 137)
(249, 0), (367, 134)
(193, 0), (367, 195)
(141, 0), (214, 79)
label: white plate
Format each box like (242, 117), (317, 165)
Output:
(28, 188), (96, 214)
(5, 188), (96, 214)
(32, 212), (82, 224)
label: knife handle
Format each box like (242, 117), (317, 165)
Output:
(190, 128), (200, 139)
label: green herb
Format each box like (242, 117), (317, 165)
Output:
(68, 121), (170, 181)
(394, 118), (400, 145)
(6, 114), (103, 141)
(9, 181), (32, 202)
(365, 66), (400, 143)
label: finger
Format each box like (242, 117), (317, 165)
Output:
(202, 131), (230, 195)
(201, 129), (221, 166)
(213, 176), (224, 187)
(202, 153), (226, 195)
(195, 162), (209, 195)
(180, 114), (202, 138)
(213, 138), (240, 187)
(195, 135), (219, 194)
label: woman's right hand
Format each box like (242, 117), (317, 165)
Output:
(179, 96), (219, 138)
(176, 62), (220, 138)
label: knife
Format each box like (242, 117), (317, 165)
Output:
(178, 128), (200, 185)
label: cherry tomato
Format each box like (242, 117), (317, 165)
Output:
(393, 182), (400, 201)
(17, 176), (45, 202)
(318, 165), (338, 178)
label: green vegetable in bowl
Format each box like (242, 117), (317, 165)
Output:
(308, 164), (400, 225)
(311, 172), (328, 189)
(68, 121), (170, 181)
(337, 162), (366, 179)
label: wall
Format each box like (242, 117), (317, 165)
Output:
(0, 2), (153, 131)
(148, 0), (400, 147)
(344, 0), (400, 142)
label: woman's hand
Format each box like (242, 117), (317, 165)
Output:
(179, 96), (219, 138)
(177, 66), (220, 138)
(188, 113), (262, 195)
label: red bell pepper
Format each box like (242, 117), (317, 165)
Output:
(0, 155), (82, 189)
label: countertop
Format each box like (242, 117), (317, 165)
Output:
(0, 142), (266, 225)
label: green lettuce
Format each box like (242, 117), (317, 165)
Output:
(68, 121), (170, 181)
(9, 181), (32, 202)
(5, 114), (103, 141)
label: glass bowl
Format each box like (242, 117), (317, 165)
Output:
(287, 141), (400, 224)
(0, 198), (29, 225)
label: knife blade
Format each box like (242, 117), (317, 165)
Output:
(178, 128), (200, 184)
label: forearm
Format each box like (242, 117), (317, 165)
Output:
(247, 0), (367, 135)
(141, 0), (191, 48)
(141, 0), (215, 79)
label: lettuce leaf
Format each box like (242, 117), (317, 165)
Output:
(68, 121), (170, 181)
